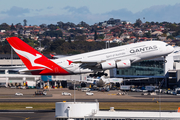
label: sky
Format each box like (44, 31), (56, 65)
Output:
(0, 0), (180, 25)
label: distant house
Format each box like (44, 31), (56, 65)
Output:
(151, 31), (163, 36)
(86, 39), (95, 42)
(0, 30), (5, 33)
(24, 30), (31, 36)
(175, 35), (180, 40)
(166, 31), (175, 36)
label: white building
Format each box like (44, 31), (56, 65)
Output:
(55, 102), (180, 120)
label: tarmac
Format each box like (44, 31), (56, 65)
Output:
(0, 87), (180, 102)
(1, 87), (180, 120)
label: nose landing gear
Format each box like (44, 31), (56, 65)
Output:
(89, 72), (108, 77)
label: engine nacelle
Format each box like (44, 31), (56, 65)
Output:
(116, 60), (131, 69)
(101, 60), (116, 70)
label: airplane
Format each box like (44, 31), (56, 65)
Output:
(86, 76), (123, 87)
(6, 37), (174, 77)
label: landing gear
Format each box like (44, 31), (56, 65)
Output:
(164, 56), (167, 63)
(81, 82), (86, 87)
(89, 72), (108, 77)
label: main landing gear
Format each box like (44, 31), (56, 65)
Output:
(89, 72), (108, 77)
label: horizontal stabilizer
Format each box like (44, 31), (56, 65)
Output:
(19, 68), (45, 73)
(73, 60), (105, 64)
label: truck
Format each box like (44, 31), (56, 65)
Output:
(120, 85), (131, 91)
(26, 81), (36, 88)
(145, 86), (157, 92)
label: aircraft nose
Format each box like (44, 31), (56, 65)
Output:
(167, 45), (174, 54)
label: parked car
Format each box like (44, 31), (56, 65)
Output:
(142, 92), (148, 95)
(11, 86), (16, 89)
(81, 88), (91, 92)
(131, 88), (136, 92)
(20, 86), (26, 89)
(35, 90), (47, 95)
(15, 92), (23, 96)
(62, 92), (71, 96)
(86, 92), (93, 95)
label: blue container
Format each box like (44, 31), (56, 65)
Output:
(41, 75), (52, 81)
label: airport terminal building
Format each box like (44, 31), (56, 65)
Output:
(110, 46), (180, 88)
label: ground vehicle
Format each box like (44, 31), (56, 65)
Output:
(35, 90), (47, 95)
(20, 86), (26, 89)
(15, 92), (23, 96)
(62, 92), (71, 96)
(86, 92), (93, 95)
(11, 86), (16, 89)
(176, 90), (180, 95)
(81, 88), (91, 92)
(120, 85), (131, 91)
(145, 86), (157, 92)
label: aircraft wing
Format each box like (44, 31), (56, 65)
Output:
(0, 66), (27, 72)
(71, 57), (141, 70)
(72, 60), (105, 70)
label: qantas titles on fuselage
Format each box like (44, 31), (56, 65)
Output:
(6, 37), (174, 75)
(130, 45), (158, 53)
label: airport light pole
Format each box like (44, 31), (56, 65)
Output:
(74, 80), (75, 103)
(11, 47), (13, 66)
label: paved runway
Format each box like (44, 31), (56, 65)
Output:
(1, 88), (180, 119)
(0, 111), (55, 120)
(0, 88), (180, 102)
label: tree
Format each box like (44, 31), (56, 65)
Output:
(48, 24), (57, 31)
(134, 19), (142, 27)
(41, 38), (50, 47)
(68, 36), (71, 43)
(78, 21), (89, 28)
(10, 23), (16, 30)
(57, 21), (64, 28)
(39, 24), (47, 28)
(143, 31), (151, 38)
(94, 30), (97, 40)
(50, 39), (65, 51)
(0, 23), (10, 30)
(15, 23), (23, 30)
(75, 35), (86, 41)
(23, 19), (27, 26)
(43, 30), (63, 37)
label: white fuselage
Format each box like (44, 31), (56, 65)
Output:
(52, 41), (174, 74)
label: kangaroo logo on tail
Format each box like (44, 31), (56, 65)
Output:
(12, 47), (52, 70)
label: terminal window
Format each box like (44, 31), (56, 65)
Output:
(0, 70), (5, 74)
(117, 60), (164, 76)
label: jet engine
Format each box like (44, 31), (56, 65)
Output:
(101, 60), (116, 70)
(116, 59), (131, 69)
(101, 59), (131, 70)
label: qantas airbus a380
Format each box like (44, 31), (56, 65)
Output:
(6, 37), (174, 77)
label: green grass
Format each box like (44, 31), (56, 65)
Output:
(100, 102), (180, 111)
(0, 102), (55, 110)
(0, 102), (180, 111)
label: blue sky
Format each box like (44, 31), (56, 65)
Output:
(0, 0), (180, 25)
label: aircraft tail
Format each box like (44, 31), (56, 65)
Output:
(6, 37), (69, 75)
